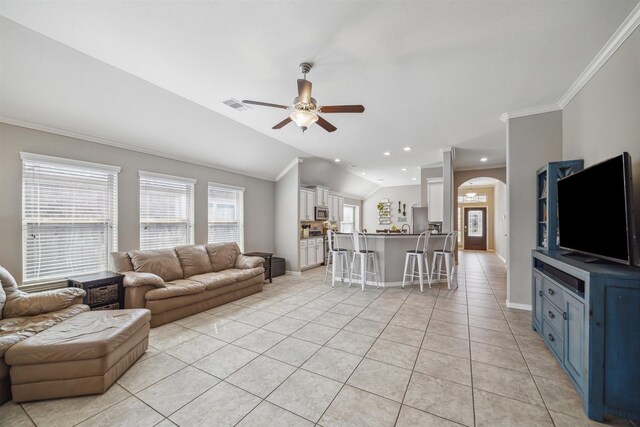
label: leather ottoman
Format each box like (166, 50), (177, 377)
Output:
(5, 309), (151, 402)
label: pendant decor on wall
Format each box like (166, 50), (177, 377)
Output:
(378, 198), (392, 225)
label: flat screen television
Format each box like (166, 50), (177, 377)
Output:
(557, 152), (637, 265)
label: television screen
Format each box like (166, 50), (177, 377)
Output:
(558, 153), (633, 264)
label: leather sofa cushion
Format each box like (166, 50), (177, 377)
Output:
(175, 245), (213, 277)
(205, 243), (241, 272)
(230, 267), (265, 283)
(189, 271), (238, 290)
(129, 249), (184, 282)
(123, 272), (166, 288)
(0, 281), (5, 320)
(5, 309), (151, 365)
(110, 252), (134, 273)
(145, 280), (205, 301)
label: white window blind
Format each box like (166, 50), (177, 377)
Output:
(208, 183), (244, 251)
(21, 153), (120, 283)
(140, 172), (195, 249)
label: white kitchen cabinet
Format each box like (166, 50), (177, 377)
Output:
(315, 241), (324, 264)
(326, 194), (344, 222)
(299, 240), (308, 269)
(316, 187), (329, 208)
(299, 189), (315, 221)
(337, 197), (344, 222)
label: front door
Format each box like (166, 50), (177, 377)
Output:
(464, 207), (487, 250)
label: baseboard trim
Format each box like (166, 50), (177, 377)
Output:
(495, 253), (507, 264)
(506, 300), (532, 311)
(285, 270), (302, 276)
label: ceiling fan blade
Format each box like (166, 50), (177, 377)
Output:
(272, 117), (292, 129)
(242, 100), (289, 109)
(319, 105), (365, 113)
(316, 115), (337, 133)
(297, 79), (312, 104)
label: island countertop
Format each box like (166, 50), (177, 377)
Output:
(333, 232), (454, 287)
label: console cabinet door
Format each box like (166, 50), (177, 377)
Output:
(564, 292), (586, 391)
(533, 271), (543, 329)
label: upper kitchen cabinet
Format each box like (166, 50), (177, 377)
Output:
(299, 188), (315, 221)
(315, 186), (329, 208)
(328, 194), (344, 222)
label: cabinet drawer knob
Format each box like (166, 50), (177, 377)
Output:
(548, 310), (555, 319)
(548, 333), (555, 342)
(548, 288), (555, 296)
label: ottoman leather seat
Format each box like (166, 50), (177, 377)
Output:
(5, 309), (151, 402)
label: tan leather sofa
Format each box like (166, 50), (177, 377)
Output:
(0, 266), (87, 404)
(111, 243), (265, 327)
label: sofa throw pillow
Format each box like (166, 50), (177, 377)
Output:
(110, 251), (134, 273)
(205, 243), (241, 272)
(129, 248), (184, 282)
(175, 245), (213, 277)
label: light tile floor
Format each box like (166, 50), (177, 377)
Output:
(0, 251), (634, 426)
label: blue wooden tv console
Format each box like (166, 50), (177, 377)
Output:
(532, 250), (640, 421)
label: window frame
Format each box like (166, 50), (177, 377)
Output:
(20, 152), (120, 285)
(341, 204), (359, 233)
(207, 182), (245, 251)
(139, 171), (196, 250)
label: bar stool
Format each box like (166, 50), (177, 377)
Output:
(324, 230), (351, 287)
(349, 231), (380, 291)
(402, 231), (432, 292)
(430, 231), (458, 290)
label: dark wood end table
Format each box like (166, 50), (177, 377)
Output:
(243, 252), (273, 283)
(67, 271), (125, 310)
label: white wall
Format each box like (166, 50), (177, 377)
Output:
(506, 111), (563, 307)
(0, 123), (276, 282)
(274, 163), (300, 272)
(494, 182), (508, 262)
(562, 26), (640, 264)
(362, 185), (421, 232)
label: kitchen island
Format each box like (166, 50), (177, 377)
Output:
(333, 232), (452, 287)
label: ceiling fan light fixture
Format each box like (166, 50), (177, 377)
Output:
(289, 110), (318, 131)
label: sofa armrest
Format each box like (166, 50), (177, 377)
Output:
(3, 287), (86, 318)
(235, 255), (265, 270)
(122, 272), (166, 288)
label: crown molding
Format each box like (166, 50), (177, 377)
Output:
(500, 3), (640, 122)
(500, 104), (561, 123)
(275, 157), (303, 181)
(558, 2), (640, 109)
(0, 116), (277, 182)
(363, 186), (382, 200)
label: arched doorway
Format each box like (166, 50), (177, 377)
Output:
(456, 177), (507, 258)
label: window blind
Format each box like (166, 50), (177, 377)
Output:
(21, 153), (120, 283)
(208, 183), (244, 251)
(140, 172), (195, 250)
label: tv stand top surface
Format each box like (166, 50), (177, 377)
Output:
(534, 250), (640, 280)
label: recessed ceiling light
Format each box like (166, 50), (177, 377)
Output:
(383, 152), (391, 156)
(348, 164), (356, 168)
(334, 158), (340, 163)
(361, 172), (367, 175)
(401, 168), (407, 172)
(412, 177), (417, 181)
(480, 157), (488, 162)
(377, 179), (384, 182)
(403, 147), (412, 151)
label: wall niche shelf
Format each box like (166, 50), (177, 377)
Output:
(536, 160), (584, 250)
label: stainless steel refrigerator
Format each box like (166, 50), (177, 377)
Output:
(412, 207), (430, 234)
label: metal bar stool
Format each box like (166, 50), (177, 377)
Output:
(402, 231), (432, 292)
(430, 231), (458, 290)
(324, 230), (351, 287)
(349, 231), (380, 291)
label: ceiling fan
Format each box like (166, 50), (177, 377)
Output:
(242, 63), (365, 133)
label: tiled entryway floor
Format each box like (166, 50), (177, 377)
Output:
(0, 251), (633, 426)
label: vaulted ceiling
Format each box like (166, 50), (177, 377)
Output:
(1, 0), (637, 189)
